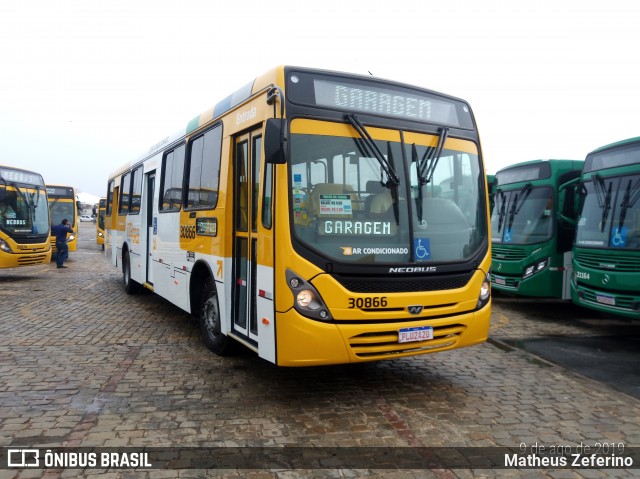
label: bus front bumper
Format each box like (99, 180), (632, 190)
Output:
(275, 302), (491, 366)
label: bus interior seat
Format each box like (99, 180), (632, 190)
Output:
(364, 180), (384, 215)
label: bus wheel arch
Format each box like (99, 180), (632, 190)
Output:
(122, 245), (141, 294)
(198, 275), (232, 355)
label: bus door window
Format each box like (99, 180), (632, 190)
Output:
(233, 130), (265, 341)
(233, 135), (251, 337)
(145, 172), (156, 284)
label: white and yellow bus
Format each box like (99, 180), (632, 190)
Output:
(105, 66), (491, 366)
(0, 166), (51, 267)
(46, 185), (79, 254)
(96, 197), (106, 249)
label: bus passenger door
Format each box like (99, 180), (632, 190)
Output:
(145, 172), (155, 285)
(232, 129), (274, 361)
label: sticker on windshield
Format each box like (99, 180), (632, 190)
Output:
(414, 238), (431, 260)
(319, 194), (352, 216)
(610, 226), (628, 248)
(503, 228), (513, 243)
(340, 246), (409, 256)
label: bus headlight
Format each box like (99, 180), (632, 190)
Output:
(0, 239), (13, 253)
(477, 271), (491, 309)
(98, 232), (104, 238)
(296, 290), (315, 308)
(67, 235), (75, 242)
(522, 257), (549, 280)
(286, 269), (332, 321)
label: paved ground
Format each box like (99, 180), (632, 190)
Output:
(0, 222), (638, 478)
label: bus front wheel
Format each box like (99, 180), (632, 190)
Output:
(122, 250), (141, 294)
(199, 278), (231, 355)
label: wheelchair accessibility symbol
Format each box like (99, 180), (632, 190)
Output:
(414, 238), (431, 260)
(610, 226), (627, 248)
(503, 228), (512, 243)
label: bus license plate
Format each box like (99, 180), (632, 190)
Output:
(398, 326), (433, 343)
(596, 294), (615, 306)
(494, 277), (506, 286)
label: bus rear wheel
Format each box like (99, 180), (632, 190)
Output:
(199, 278), (230, 355)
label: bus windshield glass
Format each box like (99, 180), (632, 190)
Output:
(289, 120), (485, 264)
(491, 186), (554, 245)
(575, 174), (640, 250)
(0, 185), (49, 236)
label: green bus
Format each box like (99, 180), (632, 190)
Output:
(571, 137), (640, 318)
(491, 159), (583, 298)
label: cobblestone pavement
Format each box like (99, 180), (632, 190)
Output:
(0, 223), (638, 478)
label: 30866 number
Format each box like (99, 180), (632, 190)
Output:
(348, 297), (388, 309)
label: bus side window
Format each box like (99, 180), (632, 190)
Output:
(118, 172), (131, 215)
(160, 144), (185, 212)
(186, 124), (222, 210)
(130, 167), (143, 214)
(106, 180), (114, 216)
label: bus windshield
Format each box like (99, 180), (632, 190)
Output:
(575, 174), (640, 250)
(49, 199), (76, 225)
(0, 185), (49, 236)
(289, 121), (485, 264)
(491, 186), (554, 245)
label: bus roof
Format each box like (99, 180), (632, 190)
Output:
(109, 65), (476, 180)
(589, 136), (640, 155)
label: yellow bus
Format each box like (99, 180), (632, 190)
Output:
(46, 185), (79, 254)
(105, 66), (491, 366)
(96, 197), (106, 249)
(0, 166), (52, 267)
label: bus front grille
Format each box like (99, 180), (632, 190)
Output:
(333, 273), (473, 293)
(574, 251), (640, 272)
(17, 254), (49, 266)
(348, 324), (466, 359)
(491, 245), (527, 261)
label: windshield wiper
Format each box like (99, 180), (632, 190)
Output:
(592, 174), (612, 232)
(495, 189), (506, 233)
(506, 183), (532, 231)
(346, 114), (399, 186)
(12, 184), (41, 231)
(417, 127), (449, 186)
(617, 178), (640, 231)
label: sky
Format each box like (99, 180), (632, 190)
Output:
(1, 0), (638, 197)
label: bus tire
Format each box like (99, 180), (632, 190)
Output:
(122, 250), (141, 295)
(199, 278), (231, 355)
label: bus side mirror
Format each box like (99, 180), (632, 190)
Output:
(264, 118), (287, 164)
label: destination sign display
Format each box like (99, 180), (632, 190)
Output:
(496, 163), (551, 186)
(46, 186), (75, 197)
(0, 168), (45, 187)
(286, 70), (474, 129)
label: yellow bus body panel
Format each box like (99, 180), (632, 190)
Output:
(0, 239), (51, 268)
